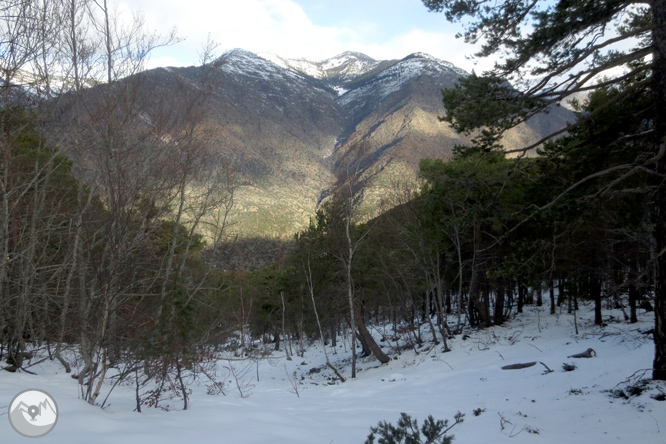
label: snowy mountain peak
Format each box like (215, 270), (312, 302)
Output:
(220, 49), (308, 83)
(224, 48), (260, 61)
(223, 49), (468, 87)
(336, 51), (376, 61)
(255, 52), (323, 78)
(402, 52), (437, 62)
(221, 48), (276, 71)
(323, 51), (376, 67)
(256, 52), (289, 68)
(400, 52), (468, 75)
(213, 48), (472, 115)
(319, 52), (382, 80)
(253, 51), (381, 81)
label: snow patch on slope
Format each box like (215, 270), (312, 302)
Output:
(320, 51), (381, 80)
(337, 53), (468, 108)
(222, 49), (304, 83)
(257, 51), (381, 81)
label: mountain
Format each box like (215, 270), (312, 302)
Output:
(61, 49), (573, 242)
(231, 49), (571, 221)
(259, 51), (399, 90)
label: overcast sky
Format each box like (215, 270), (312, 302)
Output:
(121, 0), (493, 72)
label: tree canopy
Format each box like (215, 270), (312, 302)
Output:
(422, 0), (666, 380)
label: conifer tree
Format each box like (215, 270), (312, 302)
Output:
(422, 0), (666, 380)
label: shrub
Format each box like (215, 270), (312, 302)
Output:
(364, 412), (464, 444)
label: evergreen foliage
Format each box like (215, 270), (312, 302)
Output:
(421, 0), (666, 380)
(364, 412), (464, 444)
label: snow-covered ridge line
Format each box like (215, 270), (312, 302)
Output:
(336, 53), (467, 106)
(243, 49), (467, 83)
(221, 49), (306, 82)
(220, 49), (468, 102)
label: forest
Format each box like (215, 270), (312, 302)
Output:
(1, 0), (665, 416)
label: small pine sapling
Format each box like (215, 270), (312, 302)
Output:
(364, 411), (464, 444)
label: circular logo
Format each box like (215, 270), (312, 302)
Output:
(8, 389), (58, 438)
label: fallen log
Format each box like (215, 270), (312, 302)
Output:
(501, 362), (536, 370)
(567, 348), (596, 358)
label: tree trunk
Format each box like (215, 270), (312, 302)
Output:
(453, 225), (464, 332)
(482, 285), (491, 327)
(494, 284), (505, 326)
(567, 281), (573, 314)
(517, 282), (525, 314)
(356, 320), (390, 364)
(330, 323), (337, 348)
(505, 285), (514, 317)
(345, 214), (357, 378)
(469, 221), (490, 327)
(629, 283), (638, 324)
(424, 289), (439, 345)
(432, 265), (450, 350)
(652, 0), (666, 381)
(280, 292), (290, 359)
(591, 276), (603, 325)
(356, 327), (371, 357)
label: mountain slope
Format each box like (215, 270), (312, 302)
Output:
(61, 49), (573, 241)
(158, 50), (346, 238)
(325, 52), (568, 213)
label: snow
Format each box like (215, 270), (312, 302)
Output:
(284, 59), (324, 79)
(2, 304), (664, 443)
(320, 52), (380, 80)
(333, 86), (348, 96)
(336, 59), (422, 107)
(219, 50), (467, 110)
(221, 49), (304, 83)
(257, 52), (323, 78)
(404, 52), (468, 77)
(256, 52), (290, 70)
(337, 53), (468, 109)
(256, 51), (379, 81)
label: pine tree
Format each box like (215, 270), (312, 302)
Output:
(423, 0), (666, 381)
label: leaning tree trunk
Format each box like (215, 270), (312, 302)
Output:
(356, 318), (390, 364)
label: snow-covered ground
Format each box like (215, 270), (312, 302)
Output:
(2, 304), (664, 443)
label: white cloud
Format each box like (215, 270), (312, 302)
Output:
(119, 0), (491, 72)
(373, 29), (494, 73)
(121, 0), (357, 63)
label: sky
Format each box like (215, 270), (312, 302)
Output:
(119, 0), (493, 72)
